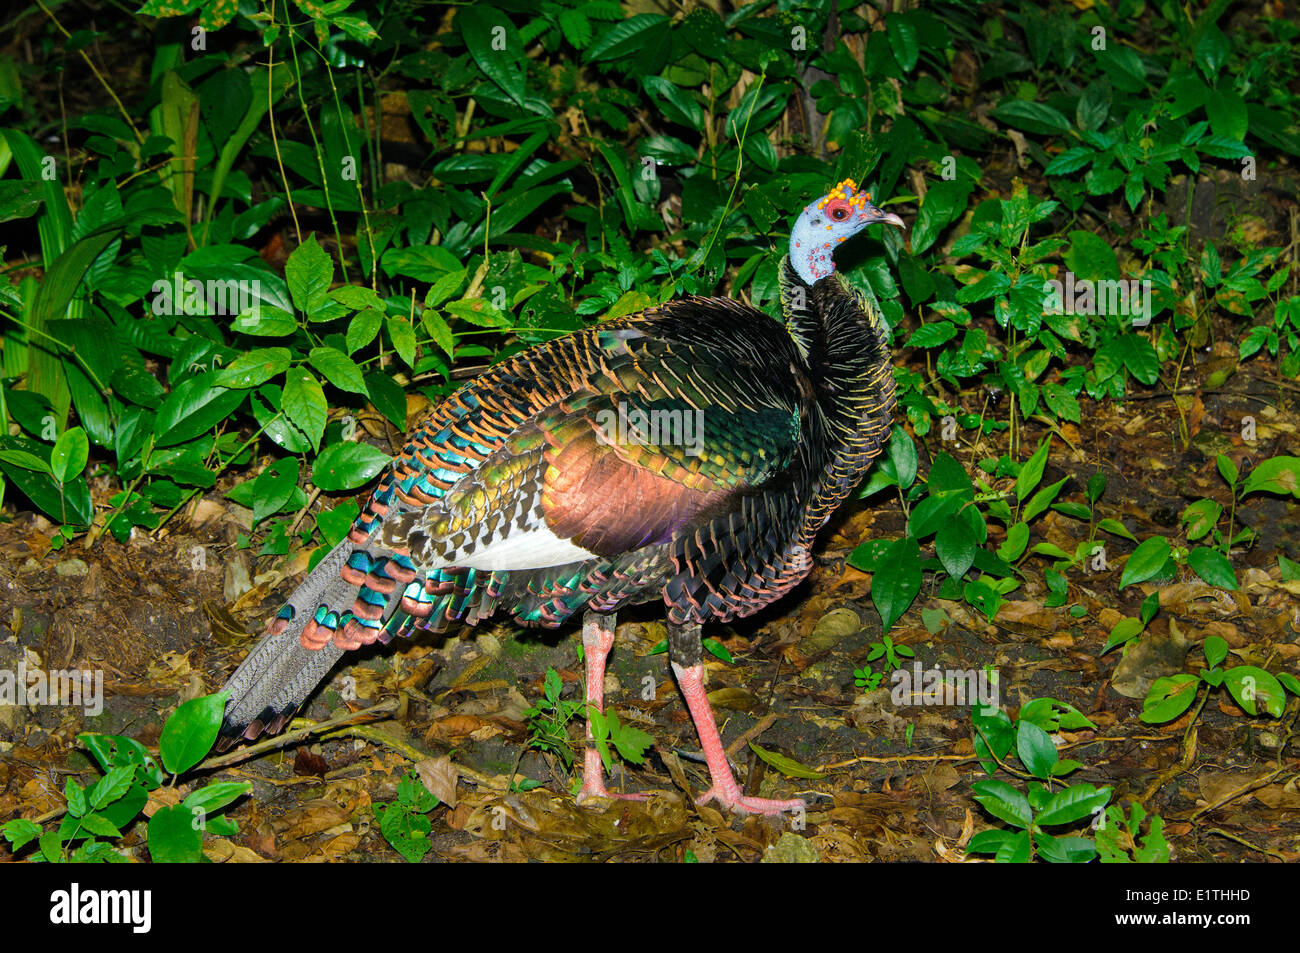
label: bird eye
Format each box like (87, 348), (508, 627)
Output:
(829, 205), (850, 222)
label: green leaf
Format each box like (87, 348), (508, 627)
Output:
(990, 100), (1072, 135)
(747, 742), (826, 780)
(285, 234), (333, 314)
(1102, 617), (1144, 655)
(1203, 635), (1229, 670)
(250, 457), (299, 524)
(1016, 720), (1059, 779)
(1195, 25), (1231, 79)
(213, 348), (291, 389)
(966, 828), (1015, 854)
(1215, 453), (1238, 487)
(1064, 230), (1119, 281)
(702, 638), (733, 664)
(1241, 456), (1300, 498)
(1098, 517), (1137, 542)
(154, 375), (246, 447)
(65, 778), (88, 817)
(281, 368), (327, 451)
(1035, 783), (1111, 826)
(0, 449), (52, 474)
(1017, 438), (1050, 501)
(2, 819), (43, 851)
(1222, 666), (1285, 717)
(607, 712), (654, 765)
(1140, 674), (1199, 723)
(1180, 499), (1222, 541)
(386, 315), (417, 368)
(971, 779), (1032, 829)
(585, 14), (671, 65)
(159, 692), (227, 775)
(88, 765), (136, 810)
(445, 297), (510, 328)
(995, 829), (1032, 863)
(964, 580), (1003, 622)
(147, 804), (204, 863)
(1035, 832), (1098, 863)
(1187, 547), (1237, 590)
(1023, 476), (1068, 523)
(886, 16), (920, 72)
(935, 519), (977, 579)
(50, 426), (88, 485)
(1120, 536), (1171, 588)
(182, 781), (251, 815)
(364, 372), (406, 430)
(905, 321), (958, 348)
(78, 812), (123, 838)
(421, 309), (455, 359)
(998, 521), (1030, 562)
(871, 536), (923, 631)
(309, 346), (368, 396)
(312, 442), (391, 492)
(459, 6), (525, 106)
(376, 801), (432, 863)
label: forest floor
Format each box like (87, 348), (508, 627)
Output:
(2, 336), (1298, 862)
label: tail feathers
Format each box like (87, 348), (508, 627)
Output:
(218, 543), (358, 746)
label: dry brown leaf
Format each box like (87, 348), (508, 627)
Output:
(414, 755), (459, 809)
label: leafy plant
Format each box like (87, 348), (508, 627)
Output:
(1141, 635), (1300, 725)
(1, 692), (248, 862)
(373, 770), (440, 863)
(966, 697), (1119, 863)
(522, 666), (652, 783)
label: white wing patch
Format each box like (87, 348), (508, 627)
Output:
(454, 522), (598, 571)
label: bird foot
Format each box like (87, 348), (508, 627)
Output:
(576, 782), (651, 804)
(695, 786), (805, 816)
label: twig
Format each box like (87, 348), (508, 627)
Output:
(1205, 827), (1289, 861)
(197, 698), (401, 770)
(724, 712), (778, 761)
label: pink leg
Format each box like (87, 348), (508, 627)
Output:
(672, 661), (805, 816)
(576, 614), (648, 803)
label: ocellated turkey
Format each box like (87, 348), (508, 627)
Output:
(218, 180), (903, 815)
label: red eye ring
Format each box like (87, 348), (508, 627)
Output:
(827, 202), (851, 222)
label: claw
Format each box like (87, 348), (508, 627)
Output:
(695, 784), (805, 816)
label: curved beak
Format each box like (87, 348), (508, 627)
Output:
(863, 202), (905, 229)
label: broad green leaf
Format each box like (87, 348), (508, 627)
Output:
(871, 536), (922, 631)
(1016, 720), (1058, 779)
(1187, 547), (1237, 590)
(1241, 456), (1300, 498)
(1102, 617), (1144, 654)
(1140, 674), (1198, 723)
(281, 368), (327, 451)
(147, 804), (204, 863)
(312, 442), (391, 492)
(971, 779), (1032, 828)
(1035, 784), (1111, 827)
(284, 234), (333, 314)
(1017, 438), (1050, 501)
(1222, 666), (1285, 717)
(990, 100), (1072, 135)
(1120, 536), (1171, 588)
(159, 692), (227, 775)
(50, 426), (88, 485)
(309, 346), (368, 396)
(182, 781), (252, 815)
(154, 375), (246, 447)
(214, 347), (292, 389)
(386, 315), (417, 368)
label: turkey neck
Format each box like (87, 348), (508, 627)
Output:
(778, 256), (897, 544)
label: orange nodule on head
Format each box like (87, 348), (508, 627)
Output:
(816, 179), (871, 212)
